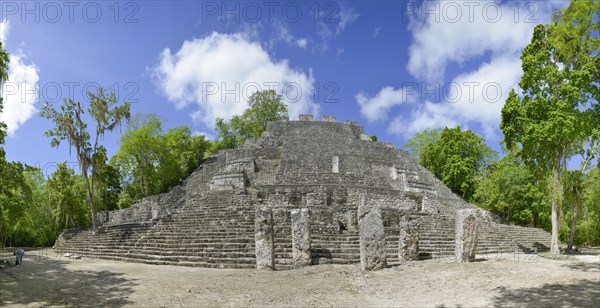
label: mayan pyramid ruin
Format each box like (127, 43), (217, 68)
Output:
(54, 115), (551, 270)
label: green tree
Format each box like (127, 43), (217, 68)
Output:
(403, 128), (442, 158)
(580, 166), (600, 245)
(21, 168), (56, 246)
(160, 125), (211, 191)
(500, 1), (599, 253)
(0, 41), (34, 246)
(40, 88), (130, 232)
(112, 114), (163, 199)
(92, 146), (121, 212)
(474, 155), (547, 227)
(211, 90), (287, 152)
(420, 126), (497, 201)
(46, 163), (88, 231)
(562, 169), (585, 251)
(112, 114), (211, 204)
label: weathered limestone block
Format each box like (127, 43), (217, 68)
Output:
(255, 207), (274, 269)
(151, 206), (161, 221)
(358, 199), (386, 270)
(291, 208), (311, 266)
(299, 114), (314, 121)
(455, 209), (479, 262)
(94, 211), (108, 226)
(399, 216), (419, 261)
(322, 116), (336, 122)
(332, 156), (339, 173)
(209, 172), (247, 191)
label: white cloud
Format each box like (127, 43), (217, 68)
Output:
(0, 21), (40, 137)
(386, 0), (567, 139)
(296, 38), (308, 49)
(387, 102), (459, 137)
(315, 4), (359, 51)
(151, 32), (319, 127)
(1, 52), (40, 137)
(407, 0), (563, 82)
(356, 86), (417, 123)
(192, 130), (216, 141)
(372, 27), (380, 39)
(386, 56), (523, 139)
(0, 20), (9, 43)
(270, 22), (308, 49)
(336, 5), (359, 35)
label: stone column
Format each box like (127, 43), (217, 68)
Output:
(455, 209), (479, 262)
(255, 207), (274, 269)
(358, 197), (387, 270)
(399, 216), (419, 261)
(291, 208), (311, 266)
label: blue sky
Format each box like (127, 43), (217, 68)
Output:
(1, 0), (568, 176)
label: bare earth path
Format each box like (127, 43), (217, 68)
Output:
(1, 249), (598, 307)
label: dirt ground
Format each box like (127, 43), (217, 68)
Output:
(0, 249), (598, 307)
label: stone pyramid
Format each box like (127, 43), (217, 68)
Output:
(55, 115), (551, 269)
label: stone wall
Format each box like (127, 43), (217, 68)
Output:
(94, 184), (186, 227)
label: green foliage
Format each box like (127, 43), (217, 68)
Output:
(561, 166), (600, 246)
(92, 146), (121, 212)
(0, 41), (34, 246)
(40, 87), (130, 230)
(46, 163), (89, 231)
(500, 0), (599, 252)
(20, 168), (56, 246)
(211, 90), (287, 152)
(369, 135), (378, 142)
(403, 128), (442, 158)
(420, 126), (497, 201)
(112, 114), (211, 205)
(474, 155), (546, 227)
(0, 162), (33, 246)
(0, 41), (8, 83)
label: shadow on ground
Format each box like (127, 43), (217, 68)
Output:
(0, 251), (136, 307)
(562, 261), (600, 273)
(492, 279), (599, 308)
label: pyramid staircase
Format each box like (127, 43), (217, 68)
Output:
(56, 191), (257, 269)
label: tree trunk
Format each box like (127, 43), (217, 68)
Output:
(550, 197), (560, 254)
(81, 167), (97, 233)
(567, 201), (578, 251)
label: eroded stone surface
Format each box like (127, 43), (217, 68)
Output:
(456, 209), (479, 262)
(291, 208), (311, 266)
(399, 216), (419, 261)
(358, 199), (386, 270)
(255, 207), (274, 269)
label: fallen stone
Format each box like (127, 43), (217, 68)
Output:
(63, 253), (71, 258)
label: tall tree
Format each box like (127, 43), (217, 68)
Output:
(403, 128), (442, 158)
(420, 126), (497, 201)
(212, 89), (287, 152)
(112, 114), (165, 199)
(46, 163), (88, 231)
(40, 88), (130, 232)
(501, 0), (599, 253)
(474, 154), (547, 227)
(112, 114), (211, 203)
(0, 41), (32, 246)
